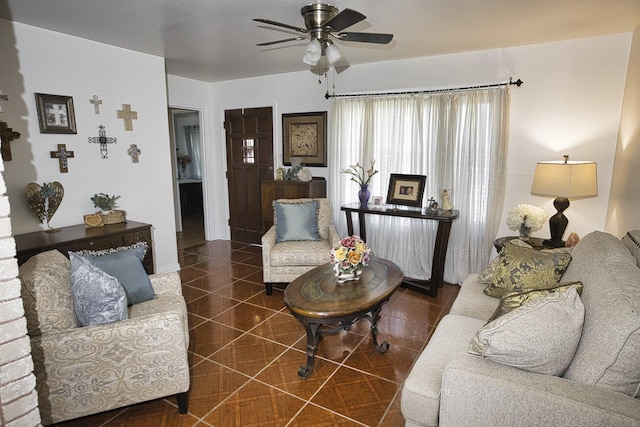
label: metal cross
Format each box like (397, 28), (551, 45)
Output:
(90, 95), (102, 114)
(88, 124), (117, 159)
(0, 120), (20, 161)
(127, 144), (141, 163)
(116, 104), (138, 131)
(0, 90), (8, 113)
(50, 144), (75, 173)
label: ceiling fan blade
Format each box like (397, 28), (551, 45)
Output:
(323, 8), (365, 32)
(253, 18), (308, 34)
(256, 36), (307, 46)
(338, 32), (394, 44)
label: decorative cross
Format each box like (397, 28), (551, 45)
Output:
(0, 120), (20, 161)
(88, 124), (117, 159)
(50, 144), (75, 173)
(0, 90), (8, 113)
(127, 144), (141, 163)
(116, 104), (138, 131)
(90, 95), (102, 114)
(47, 103), (68, 126)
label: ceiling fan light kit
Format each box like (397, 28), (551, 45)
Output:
(254, 3), (393, 67)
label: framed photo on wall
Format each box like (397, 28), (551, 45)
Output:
(386, 174), (427, 207)
(35, 93), (77, 134)
(282, 111), (327, 166)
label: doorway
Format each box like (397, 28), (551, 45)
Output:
(225, 107), (273, 243)
(169, 108), (205, 249)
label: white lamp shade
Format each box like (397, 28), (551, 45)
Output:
(303, 39), (321, 65)
(531, 161), (598, 199)
(325, 43), (342, 64)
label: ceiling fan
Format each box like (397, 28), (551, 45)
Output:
(254, 4), (393, 66)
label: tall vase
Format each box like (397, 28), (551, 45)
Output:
(358, 184), (370, 207)
(519, 224), (531, 241)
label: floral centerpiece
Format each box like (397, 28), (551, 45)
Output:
(330, 235), (372, 283)
(506, 204), (548, 241)
(340, 159), (379, 206)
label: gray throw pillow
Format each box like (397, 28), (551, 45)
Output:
(274, 200), (321, 243)
(70, 252), (128, 327)
(75, 242), (155, 305)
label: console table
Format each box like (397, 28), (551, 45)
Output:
(341, 203), (459, 297)
(15, 220), (154, 274)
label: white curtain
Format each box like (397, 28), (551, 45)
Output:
(183, 125), (202, 180)
(328, 88), (509, 284)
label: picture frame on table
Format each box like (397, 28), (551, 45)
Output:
(35, 93), (77, 134)
(386, 174), (427, 207)
(371, 196), (384, 208)
(282, 111), (326, 166)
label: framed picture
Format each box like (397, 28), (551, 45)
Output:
(371, 196), (384, 207)
(282, 111), (327, 166)
(35, 93), (77, 134)
(386, 174), (427, 207)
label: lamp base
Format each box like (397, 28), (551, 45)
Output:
(547, 196), (570, 248)
(543, 238), (566, 248)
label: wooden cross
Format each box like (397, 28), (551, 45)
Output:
(0, 120), (20, 161)
(90, 95), (102, 114)
(116, 104), (138, 131)
(88, 124), (117, 159)
(50, 144), (75, 173)
(0, 90), (8, 113)
(127, 144), (141, 163)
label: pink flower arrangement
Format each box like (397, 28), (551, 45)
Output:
(330, 235), (372, 274)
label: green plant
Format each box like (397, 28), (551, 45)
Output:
(91, 193), (120, 211)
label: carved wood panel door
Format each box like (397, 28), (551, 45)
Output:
(225, 107), (273, 243)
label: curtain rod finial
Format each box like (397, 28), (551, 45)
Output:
(510, 77), (523, 87)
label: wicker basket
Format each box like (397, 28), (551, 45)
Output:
(100, 209), (126, 225)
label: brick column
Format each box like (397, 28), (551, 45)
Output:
(0, 161), (41, 426)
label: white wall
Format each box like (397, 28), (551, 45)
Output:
(169, 33), (631, 244)
(606, 26), (640, 236)
(1, 19), (179, 272)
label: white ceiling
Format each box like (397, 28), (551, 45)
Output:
(1, 0), (639, 83)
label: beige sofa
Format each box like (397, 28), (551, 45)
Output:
(401, 230), (640, 426)
(19, 250), (190, 425)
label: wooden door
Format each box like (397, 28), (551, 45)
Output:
(225, 107), (273, 243)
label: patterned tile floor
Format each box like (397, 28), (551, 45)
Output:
(57, 240), (459, 427)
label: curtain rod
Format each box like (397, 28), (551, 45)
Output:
(324, 77), (523, 99)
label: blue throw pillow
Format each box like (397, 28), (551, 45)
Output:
(75, 242), (155, 305)
(70, 252), (128, 327)
(274, 200), (321, 243)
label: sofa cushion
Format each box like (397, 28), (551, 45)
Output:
(488, 281), (583, 322)
(70, 252), (128, 326)
(75, 242), (155, 305)
(19, 250), (78, 334)
(450, 273), (500, 320)
(484, 242), (572, 298)
(401, 314), (486, 427)
(469, 286), (584, 376)
(274, 200), (320, 243)
(269, 239), (332, 267)
(562, 231), (640, 398)
(622, 230), (640, 268)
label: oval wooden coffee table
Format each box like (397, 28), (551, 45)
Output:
(284, 258), (403, 378)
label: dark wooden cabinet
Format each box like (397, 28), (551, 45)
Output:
(179, 181), (203, 215)
(15, 220), (154, 274)
(261, 178), (327, 232)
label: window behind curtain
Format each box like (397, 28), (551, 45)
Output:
(329, 88), (509, 284)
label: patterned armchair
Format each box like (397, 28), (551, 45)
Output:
(18, 250), (190, 425)
(261, 198), (341, 295)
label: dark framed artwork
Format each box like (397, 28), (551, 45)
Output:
(35, 93), (77, 134)
(282, 111), (327, 166)
(386, 174), (427, 207)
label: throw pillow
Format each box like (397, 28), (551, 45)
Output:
(469, 286), (584, 376)
(487, 281), (583, 322)
(478, 239), (533, 284)
(75, 242), (155, 305)
(70, 252), (128, 326)
(483, 242), (572, 298)
(274, 200), (321, 243)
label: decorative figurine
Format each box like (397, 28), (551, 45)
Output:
(25, 181), (64, 231)
(441, 188), (452, 211)
(275, 167), (284, 181)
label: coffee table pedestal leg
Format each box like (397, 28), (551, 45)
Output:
(299, 322), (321, 378)
(366, 305), (389, 353)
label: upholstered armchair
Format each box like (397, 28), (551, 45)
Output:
(261, 198), (341, 295)
(19, 250), (190, 425)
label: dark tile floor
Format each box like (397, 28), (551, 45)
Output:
(57, 240), (459, 427)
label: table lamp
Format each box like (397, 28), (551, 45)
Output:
(530, 155), (598, 247)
